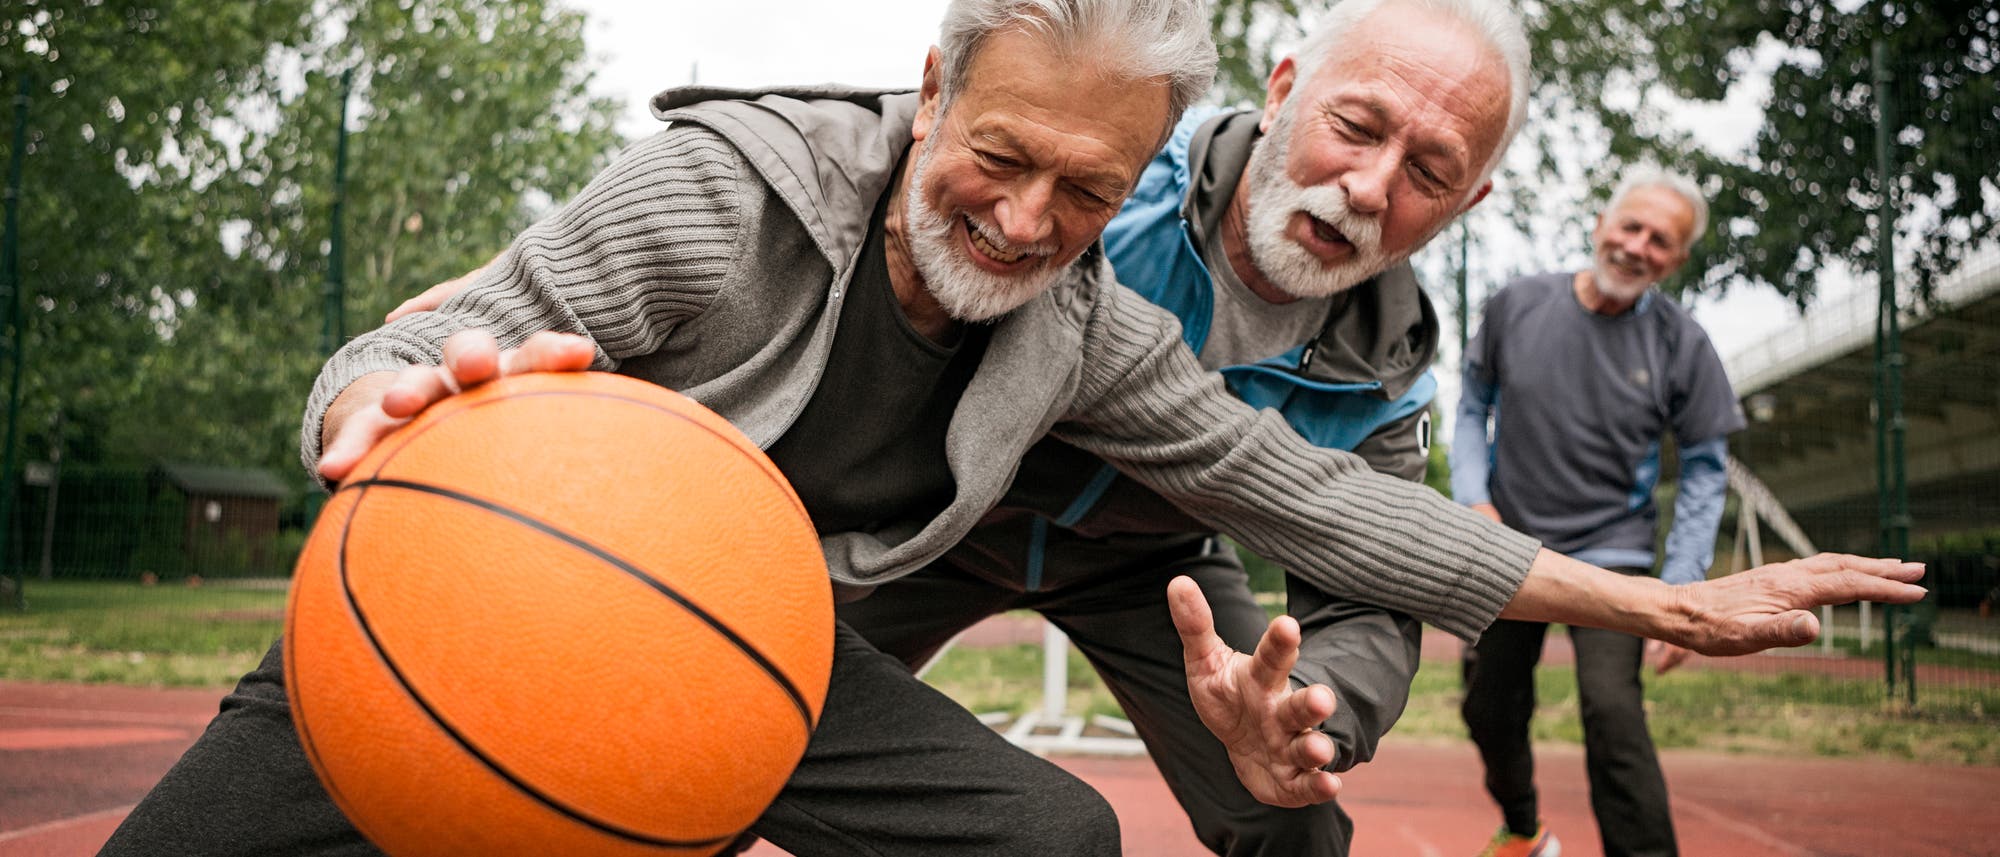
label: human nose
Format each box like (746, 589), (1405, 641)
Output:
(993, 176), (1058, 246)
(1338, 149), (1393, 215)
(1620, 231), (1651, 261)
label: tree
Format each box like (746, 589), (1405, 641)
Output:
(1206, 0), (2000, 306)
(3, 0), (624, 482)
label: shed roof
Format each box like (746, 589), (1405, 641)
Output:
(157, 464), (292, 500)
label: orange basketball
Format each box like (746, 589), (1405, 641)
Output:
(284, 371), (832, 857)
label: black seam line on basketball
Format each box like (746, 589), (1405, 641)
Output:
(339, 476), (817, 733)
(355, 386), (814, 527)
(331, 484), (738, 851)
(304, 485), (390, 845)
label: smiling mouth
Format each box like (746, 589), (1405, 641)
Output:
(964, 216), (1031, 266)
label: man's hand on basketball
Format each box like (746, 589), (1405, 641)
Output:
(1167, 575), (1341, 808)
(318, 329), (594, 483)
(1663, 553), (1925, 656)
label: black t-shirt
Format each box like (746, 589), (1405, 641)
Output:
(763, 196), (991, 535)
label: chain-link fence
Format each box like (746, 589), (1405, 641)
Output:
(1719, 41), (1999, 726)
(2, 465), (306, 584)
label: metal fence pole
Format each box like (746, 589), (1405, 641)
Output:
(322, 68), (353, 364)
(1871, 39), (1915, 705)
(307, 69), (355, 526)
(0, 75), (30, 609)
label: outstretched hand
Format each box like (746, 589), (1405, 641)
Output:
(1167, 576), (1341, 808)
(318, 329), (594, 483)
(1667, 553), (1926, 656)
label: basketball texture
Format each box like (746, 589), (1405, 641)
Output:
(285, 371), (832, 857)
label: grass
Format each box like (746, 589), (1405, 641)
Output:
(0, 579), (287, 686)
(1389, 657), (2000, 767)
(917, 612), (2000, 768)
(8, 585), (1998, 766)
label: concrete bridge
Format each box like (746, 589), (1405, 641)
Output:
(1723, 252), (2000, 555)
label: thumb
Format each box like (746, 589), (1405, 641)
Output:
(1752, 610), (1820, 651)
(1168, 576), (1224, 665)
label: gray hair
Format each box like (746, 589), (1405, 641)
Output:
(935, 0), (1217, 132)
(1291, 0), (1531, 187)
(1608, 167), (1710, 251)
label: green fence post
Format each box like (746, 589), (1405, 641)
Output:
(1871, 39), (1916, 706)
(1, 75), (30, 610)
(306, 69), (355, 528)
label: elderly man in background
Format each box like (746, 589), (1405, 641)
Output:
(1451, 170), (1740, 857)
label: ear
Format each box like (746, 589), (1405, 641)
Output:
(915, 46), (945, 142)
(1463, 180), (1493, 214)
(1259, 56), (1298, 133)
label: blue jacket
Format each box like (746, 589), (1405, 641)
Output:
(1103, 107), (1440, 469)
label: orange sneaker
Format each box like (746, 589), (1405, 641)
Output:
(1474, 824), (1560, 857)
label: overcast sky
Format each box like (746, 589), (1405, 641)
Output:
(563, 0), (1829, 404)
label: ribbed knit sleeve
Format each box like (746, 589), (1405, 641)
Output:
(300, 126), (749, 480)
(1054, 278), (1542, 641)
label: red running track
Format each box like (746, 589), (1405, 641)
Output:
(5, 678), (1999, 857)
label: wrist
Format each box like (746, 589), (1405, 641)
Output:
(321, 372), (399, 453)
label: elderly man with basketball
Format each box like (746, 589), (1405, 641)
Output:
(103, 0), (1923, 854)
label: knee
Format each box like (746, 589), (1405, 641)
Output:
(1019, 775), (1120, 856)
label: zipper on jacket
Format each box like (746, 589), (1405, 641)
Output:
(1025, 517), (1049, 592)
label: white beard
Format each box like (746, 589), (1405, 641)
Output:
(1241, 104), (1392, 299)
(1590, 249), (1657, 304)
(903, 144), (1062, 323)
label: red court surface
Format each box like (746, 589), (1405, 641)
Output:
(5, 678), (1999, 856)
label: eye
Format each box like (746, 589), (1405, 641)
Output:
(1330, 113), (1372, 141)
(978, 150), (1021, 170)
(1068, 183), (1115, 209)
(1410, 162), (1445, 191)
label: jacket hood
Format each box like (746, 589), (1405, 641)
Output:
(1184, 109), (1440, 401)
(652, 85), (920, 275)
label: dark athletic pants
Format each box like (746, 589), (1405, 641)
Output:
(1460, 572), (1678, 857)
(840, 542), (1354, 857)
(98, 624), (1119, 857)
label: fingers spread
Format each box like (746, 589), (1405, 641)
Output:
(1281, 728), (1337, 771)
(1284, 770), (1342, 807)
(1249, 616), (1303, 692)
(1274, 684), (1337, 734)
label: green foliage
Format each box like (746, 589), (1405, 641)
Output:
(1527, 0), (1998, 305)
(1206, 0), (1999, 306)
(1, 0), (624, 483)
(1424, 409), (1451, 497)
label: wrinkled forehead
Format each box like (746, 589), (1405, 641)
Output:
(1303, 6), (1512, 159)
(1604, 185), (1698, 242)
(944, 27), (1173, 173)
